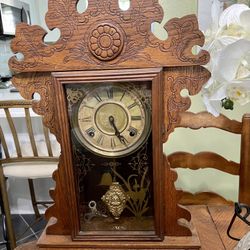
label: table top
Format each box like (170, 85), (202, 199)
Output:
(188, 205), (249, 250)
(14, 205), (249, 250)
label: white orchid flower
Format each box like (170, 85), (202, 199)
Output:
(227, 82), (250, 105)
(203, 39), (250, 116)
(219, 3), (249, 27)
(205, 4), (250, 54)
(202, 2), (250, 116)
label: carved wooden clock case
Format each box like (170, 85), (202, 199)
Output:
(9, 0), (210, 249)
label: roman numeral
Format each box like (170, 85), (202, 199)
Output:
(107, 88), (113, 99)
(82, 105), (94, 110)
(93, 93), (102, 102)
(80, 101), (94, 110)
(97, 134), (104, 145)
(127, 102), (138, 110)
(111, 137), (116, 149)
(120, 90), (126, 101)
(81, 116), (92, 122)
(131, 115), (142, 121)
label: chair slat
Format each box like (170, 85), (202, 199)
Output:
(25, 108), (38, 157)
(43, 126), (53, 157)
(179, 191), (233, 206)
(168, 152), (240, 175)
(1, 157), (59, 165)
(0, 100), (32, 109)
(178, 112), (242, 134)
(0, 126), (10, 159)
(4, 108), (22, 157)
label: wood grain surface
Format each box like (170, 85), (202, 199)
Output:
(208, 206), (249, 250)
(16, 205), (249, 250)
(188, 205), (225, 250)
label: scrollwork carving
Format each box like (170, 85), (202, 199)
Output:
(163, 66), (211, 142)
(11, 73), (59, 140)
(147, 15), (209, 65)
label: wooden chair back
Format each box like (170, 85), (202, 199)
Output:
(168, 111), (250, 206)
(0, 100), (60, 248)
(0, 100), (59, 165)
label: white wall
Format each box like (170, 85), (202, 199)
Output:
(22, 0), (40, 24)
(35, 0), (60, 42)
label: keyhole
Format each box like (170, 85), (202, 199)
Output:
(88, 131), (95, 137)
(129, 131), (136, 137)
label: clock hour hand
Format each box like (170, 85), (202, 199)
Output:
(108, 116), (121, 137)
(109, 116), (127, 145)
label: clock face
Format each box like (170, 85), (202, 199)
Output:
(72, 83), (151, 157)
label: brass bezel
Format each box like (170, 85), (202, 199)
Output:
(70, 82), (152, 158)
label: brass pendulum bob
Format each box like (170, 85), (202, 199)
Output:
(101, 160), (129, 219)
(101, 182), (129, 220)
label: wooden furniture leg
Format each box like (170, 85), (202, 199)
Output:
(0, 166), (16, 249)
(28, 179), (41, 219)
(0, 193), (11, 250)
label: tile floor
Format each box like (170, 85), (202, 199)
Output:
(0, 214), (46, 250)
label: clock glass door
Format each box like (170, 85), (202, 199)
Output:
(65, 81), (156, 237)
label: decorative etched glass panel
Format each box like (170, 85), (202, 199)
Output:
(65, 81), (155, 234)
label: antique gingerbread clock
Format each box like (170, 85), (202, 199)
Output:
(9, 0), (210, 249)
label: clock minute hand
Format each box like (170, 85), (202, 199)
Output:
(108, 116), (127, 145)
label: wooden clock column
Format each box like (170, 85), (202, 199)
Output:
(10, 0), (210, 249)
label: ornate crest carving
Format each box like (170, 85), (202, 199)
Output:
(9, 0), (209, 72)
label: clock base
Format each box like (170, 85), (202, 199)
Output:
(36, 219), (201, 250)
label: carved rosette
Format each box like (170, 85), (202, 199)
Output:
(89, 23), (124, 61)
